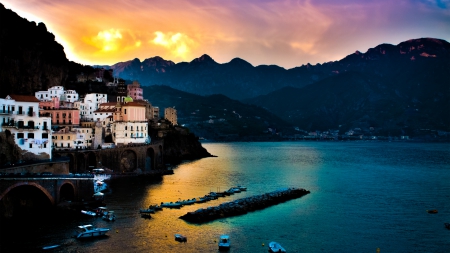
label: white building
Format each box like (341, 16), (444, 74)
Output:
(35, 86), (79, 104)
(78, 93), (108, 121)
(0, 95), (52, 159)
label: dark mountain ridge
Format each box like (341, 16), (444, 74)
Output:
(106, 38), (449, 103)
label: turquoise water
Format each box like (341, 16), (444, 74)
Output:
(1, 142), (449, 252)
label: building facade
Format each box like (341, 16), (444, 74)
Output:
(0, 95), (52, 159)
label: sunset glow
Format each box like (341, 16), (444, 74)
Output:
(2, 0), (449, 68)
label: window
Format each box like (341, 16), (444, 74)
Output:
(68, 136), (70, 140)
(42, 133), (48, 138)
(125, 126), (127, 130)
(29, 143), (32, 148)
(60, 143), (63, 147)
(60, 136), (63, 140)
(44, 143), (46, 148)
(125, 133), (127, 137)
(28, 133), (34, 139)
(17, 133), (24, 138)
(124, 109), (127, 114)
(68, 143), (70, 147)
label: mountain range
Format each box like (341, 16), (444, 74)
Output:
(1, 3), (449, 137)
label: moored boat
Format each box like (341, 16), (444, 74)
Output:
(102, 211), (116, 221)
(268, 241), (286, 253)
(161, 202), (182, 208)
(218, 234), (230, 250)
(175, 234), (187, 242)
(81, 210), (97, 217)
(149, 204), (163, 211)
(75, 224), (109, 239)
(427, 209), (438, 214)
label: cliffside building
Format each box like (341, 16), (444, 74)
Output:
(112, 97), (149, 145)
(0, 95), (52, 159)
(127, 80), (143, 100)
(164, 107), (177, 125)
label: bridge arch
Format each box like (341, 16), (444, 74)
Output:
(59, 181), (76, 202)
(120, 149), (137, 172)
(77, 153), (85, 172)
(146, 147), (155, 171)
(0, 182), (55, 205)
(86, 152), (97, 171)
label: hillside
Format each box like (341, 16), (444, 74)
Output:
(143, 85), (290, 141)
(107, 39), (450, 103)
(244, 39), (450, 135)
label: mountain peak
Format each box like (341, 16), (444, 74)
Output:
(228, 57), (253, 68)
(191, 54), (217, 64)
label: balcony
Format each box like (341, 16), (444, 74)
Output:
(2, 122), (15, 128)
(0, 110), (12, 115)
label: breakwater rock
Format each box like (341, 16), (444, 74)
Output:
(179, 188), (310, 223)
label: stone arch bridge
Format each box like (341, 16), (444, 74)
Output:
(54, 140), (165, 173)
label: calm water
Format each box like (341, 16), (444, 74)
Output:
(1, 142), (449, 252)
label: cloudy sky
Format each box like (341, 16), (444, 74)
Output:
(3, 0), (450, 69)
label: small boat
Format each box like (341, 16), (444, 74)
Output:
(236, 185), (247, 191)
(102, 211), (116, 221)
(149, 204), (163, 211)
(427, 209), (438, 214)
(75, 224), (109, 239)
(218, 234), (230, 250)
(160, 202), (182, 208)
(175, 234), (187, 242)
(445, 223), (450, 229)
(95, 207), (108, 216)
(42, 245), (60, 250)
(268, 241), (286, 253)
(140, 208), (155, 214)
(81, 210), (97, 217)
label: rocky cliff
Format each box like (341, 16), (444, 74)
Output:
(0, 3), (70, 98)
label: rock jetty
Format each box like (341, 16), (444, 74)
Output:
(179, 187), (310, 223)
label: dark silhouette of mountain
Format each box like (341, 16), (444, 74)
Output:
(143, 85), (289, 141)
(244, 39), (450, 133)
(0, 3), (71, 97)
(106, 39), (450, 104)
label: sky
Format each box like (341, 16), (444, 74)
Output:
(3, 0), (450, 69)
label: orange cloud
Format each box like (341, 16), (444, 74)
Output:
(2, 0), (449, 68)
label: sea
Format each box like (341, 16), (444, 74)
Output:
(0, 141), (449, 253)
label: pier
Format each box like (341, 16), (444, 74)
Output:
(179, 187), (310, 223)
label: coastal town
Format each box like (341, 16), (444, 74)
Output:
(0, 76), (178, 162)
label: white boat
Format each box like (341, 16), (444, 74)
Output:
(160, 202), (182, 208)
(42, 245), (60, 250)
(236, 185), (247, 191)
(268, 241), (286, 253)
(102, 211), (116, 221)
(218, 234), (230, 250)
(175, 234), (187, 242)
(75, 224), (109, 239)
(81, 210), (96, 217)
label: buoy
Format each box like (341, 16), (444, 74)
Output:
(262, 243), (265, 246)
(116, 229), (119, 233)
